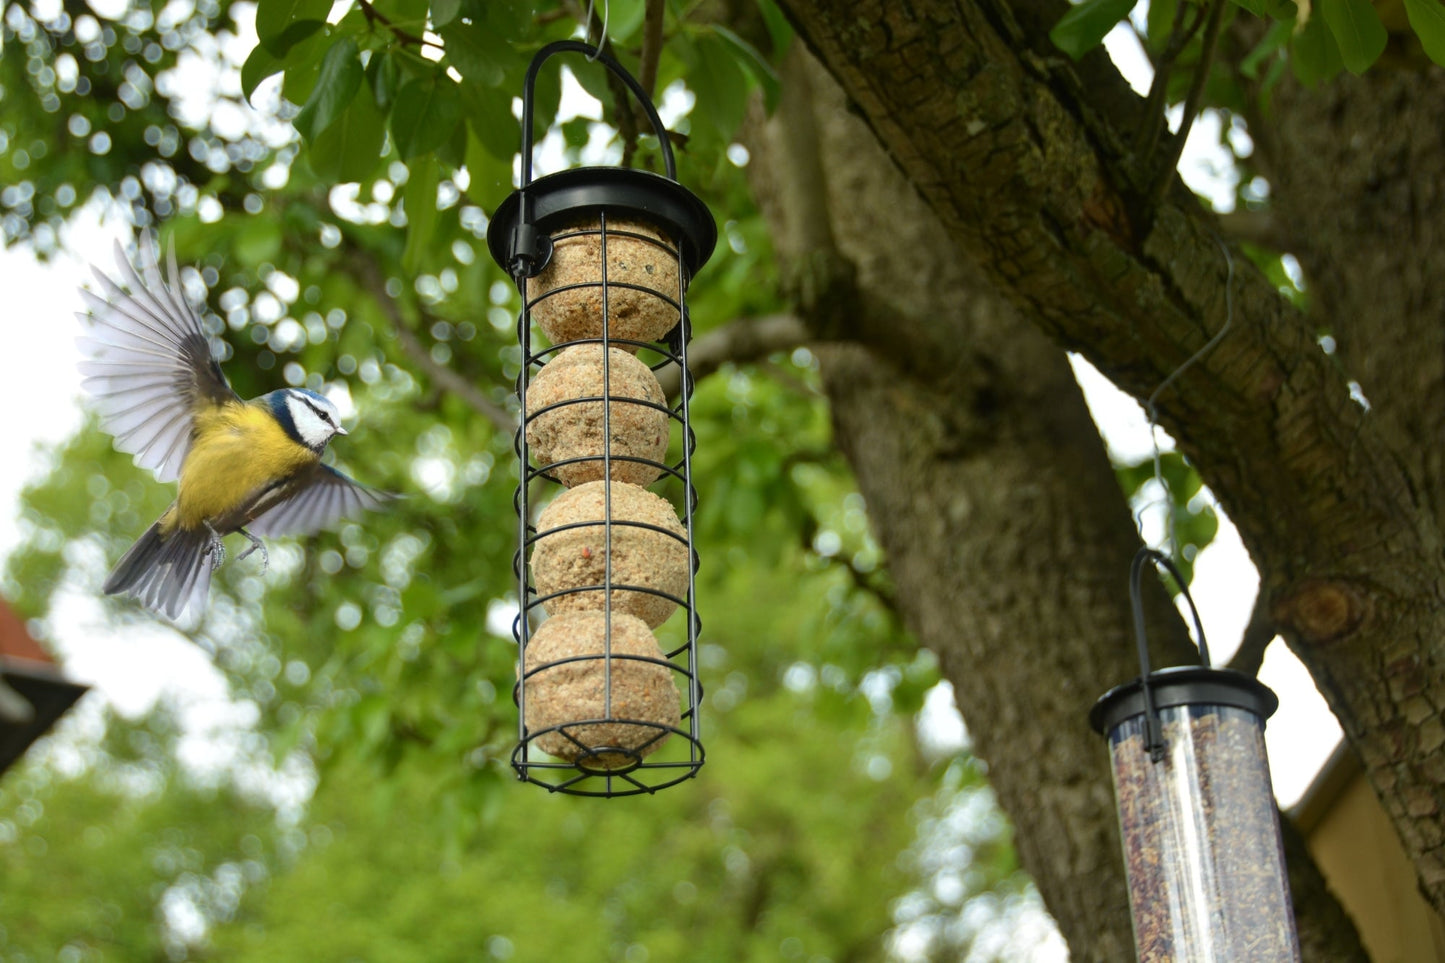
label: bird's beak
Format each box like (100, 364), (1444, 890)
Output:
(336, 425), (349, 436)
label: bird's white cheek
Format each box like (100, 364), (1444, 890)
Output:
(286, 399), (334, 449)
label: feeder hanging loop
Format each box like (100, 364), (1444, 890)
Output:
(1128, 546), (1211, 762)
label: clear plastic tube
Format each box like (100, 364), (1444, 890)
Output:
(1107, 704), (1301, 962)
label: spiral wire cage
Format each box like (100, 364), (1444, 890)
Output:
(487, 41), (717, 796)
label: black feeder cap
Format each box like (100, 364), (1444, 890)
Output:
(1089, 664), (1279, 736)
(1, 660), (88, 776)
(487, 167), (718, 279)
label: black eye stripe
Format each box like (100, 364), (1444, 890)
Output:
(295, 394), (334, 426)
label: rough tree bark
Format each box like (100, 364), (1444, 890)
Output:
(1257, 75), (1445, 522)
(736, 44), (1369, 960)
(768, 0), (1445, 918)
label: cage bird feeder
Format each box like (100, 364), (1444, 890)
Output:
(1090, 549), (1300, 961)
(487, 41), (717, 796)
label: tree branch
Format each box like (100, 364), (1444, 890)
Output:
(1133, 0), (1206, 165)
(1226, 591), (1276, 677)
(1147, 0), (1227, 210)
(1216, 208), (1286, 249)
(778, 0), (1445, 913)
(564, 0), (644, 165)
(777, 0), (1417, 588)
(390, 321), (513, 434)
(637, 0), (665, 103)
(358, 0), (428, 48)
(656, 313), (810, 396)
(345, 243), (513, 433)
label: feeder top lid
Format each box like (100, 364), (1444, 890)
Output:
(488, 166), (718, 278)
(1089, 664), (1279, 735)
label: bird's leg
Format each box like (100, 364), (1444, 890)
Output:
(235, 527), (269, 576)
(202, 520), (227, 570)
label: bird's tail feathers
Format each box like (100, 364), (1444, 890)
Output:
(104, 520), (213, 622)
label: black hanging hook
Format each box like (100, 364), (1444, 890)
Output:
(505, 40), (686, 281)
(1129, 547), (1210, 761)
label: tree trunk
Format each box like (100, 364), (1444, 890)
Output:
(741, 47), (1369, 961)
(773, 0), (1445, 916)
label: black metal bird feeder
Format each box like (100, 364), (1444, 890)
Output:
(487, 41), (716, 796)
(1090, 548), (1301, 961)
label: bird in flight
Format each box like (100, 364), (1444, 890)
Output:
(77, 237), (393, 622)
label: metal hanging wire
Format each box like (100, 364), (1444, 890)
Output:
(1136, 231), (1235, 557)
(489, 40), (716, 796)
(582, 0), (609, 59)
(1126, 230), (1237, 761)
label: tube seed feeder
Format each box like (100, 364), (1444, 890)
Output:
(487, 41), (716, 797)
(1090, 548), (1301, 961)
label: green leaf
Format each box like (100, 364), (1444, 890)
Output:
(1232, 0), (1297, 16)
(368, 50), (402, 112)
(278, 28), (333, 106)
(241, 43), (284, 103)
(710, 25), (782, 113)
(568, 57), (613, 109)
(265, 18), (327, 59)
(612, 0), (650, 41)
(439, 21), (509, 86)
(255, 0), (331, 55)
(1240, 20), (1291, 79)
(1228, 0), (1272, 17)
(464, 131), (514, 209)
(1319, 0), (1387, 73)
(390, 76), (462, 160)
(1145, 0), (1176, 55)
(370, 0), (428, 36)
(403, 154), (440, 274)
(1403, 0), (1445, 65)
(754, 0), (794, 56)
(459, 80), (517, 160)
(1291, 10), (1345, 83)
(294, 38), (363, 143)
(436, 121), (468, 169)
(431, 0), (462, 28)
(560, 115), (592, 150)
(1049, 0), (1137, 60)
(688, 31), (751, 141)
(309, 87), (387, 183)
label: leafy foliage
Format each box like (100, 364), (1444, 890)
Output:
(1114, 451), (1219, 586)
(1050, 0), (1140, 60)
(1049, 0), (1442, 98)
(0, 705), (292, 959)
(0, 0), (1055, 956)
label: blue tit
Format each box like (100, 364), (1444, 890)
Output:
(76, 238), (393, 621)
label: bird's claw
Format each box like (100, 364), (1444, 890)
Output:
(236, 528), (269, 577)
(202, 522), (227, 571)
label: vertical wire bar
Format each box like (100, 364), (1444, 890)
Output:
(675, 248), (702, 757)
(600, 212), (614, 724)
(515, 283), (534, 777)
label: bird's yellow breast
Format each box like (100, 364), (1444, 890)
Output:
(168, 401), (318, 531)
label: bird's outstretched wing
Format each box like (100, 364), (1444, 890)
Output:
(248, 465), (395, 538)
(76, 238), (238, 483)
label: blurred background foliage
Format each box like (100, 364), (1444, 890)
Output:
(0, 0), (1262, 956)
